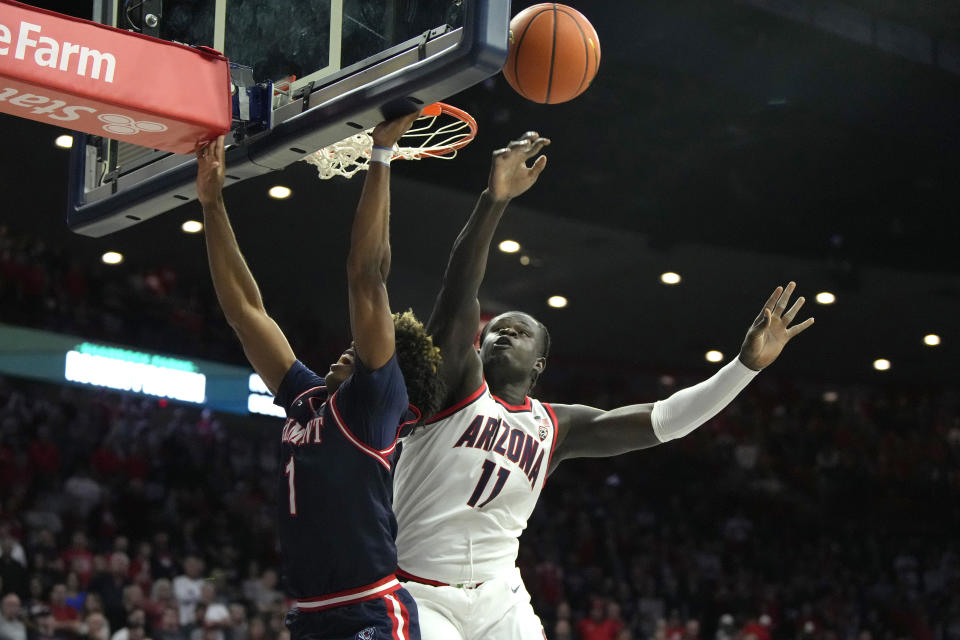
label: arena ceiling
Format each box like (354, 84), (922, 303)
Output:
(2, 0), (959, 389)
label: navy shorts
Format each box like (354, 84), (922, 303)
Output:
(285, 587), (420, 640)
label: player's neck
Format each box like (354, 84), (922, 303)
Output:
(486, 375), (530, 405)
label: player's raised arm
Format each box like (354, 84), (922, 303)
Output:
(346, 111), (421, 370)
(197, 136), (295, 395)
(426, 132), (550, 400)
(547, 283), (815, 474)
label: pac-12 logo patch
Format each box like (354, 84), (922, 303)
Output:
(538, 425), (548, 441)
(356, 628), (375, 640)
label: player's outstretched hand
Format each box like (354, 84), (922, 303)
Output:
(371, 109), (423, 149)
(739, 282), (815, 371)
(196, 135), (225, 208)
(488, 131), (550, 202)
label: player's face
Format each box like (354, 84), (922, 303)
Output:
(324, 346), (356, 390)
(479, 312), (545, 379)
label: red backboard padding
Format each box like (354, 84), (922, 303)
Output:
(0, 0), (231, 154)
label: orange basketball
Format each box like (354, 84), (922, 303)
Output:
(503, 3), (601, 104)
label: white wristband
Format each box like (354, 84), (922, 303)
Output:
(370, 145), (393, 166)
(650, 357), (758, 442)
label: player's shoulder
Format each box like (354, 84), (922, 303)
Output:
(274, 360), (327, 412)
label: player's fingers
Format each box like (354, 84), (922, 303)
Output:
(526, 138), (551, 157)
(775, 281), (796, 316)
(782, 296), (805, 325)
(786, 317), (815, 338)
(530, 154), (548, 175)
(216, 135), (225, 160)
(761, 286), (783, 313)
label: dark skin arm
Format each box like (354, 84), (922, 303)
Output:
(426, 132), (550, 405)
(197, 136), (296, 395)
(347, 111), (421, 370)
(548, 282), (815, 474)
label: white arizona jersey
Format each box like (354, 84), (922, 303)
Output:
(393, 382), (558, 585)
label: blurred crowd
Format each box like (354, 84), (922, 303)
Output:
(1, 226), (959, 640)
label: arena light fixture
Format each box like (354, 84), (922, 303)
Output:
(181, 220), (203, 234)
(705, 350), (724, 363)
(55, 134), (73, 149)
(660, 272), (681, 285)
(822, 391), (839, 403)
(101, 251), (124, 265)
(268, 185), (292, 199)
(815, 291), (836, 305)
(548, 295), (568, 308)
(519, 255), (531, 266)
(923, 334), (941, 346)
(873, 358), (891, 371)
(498, 239), (520, 253)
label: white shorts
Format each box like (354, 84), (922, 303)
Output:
(401, 568), (545, 640)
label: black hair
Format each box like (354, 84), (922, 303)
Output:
(392, 310), (446, 423)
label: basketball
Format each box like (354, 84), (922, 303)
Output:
(503, 3), (601, 104)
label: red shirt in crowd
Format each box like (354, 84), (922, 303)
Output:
(577, 618), (623, 640)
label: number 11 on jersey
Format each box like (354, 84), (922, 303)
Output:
(467, 459), (510, 508)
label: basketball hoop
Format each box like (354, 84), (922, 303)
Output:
(302, 102), (477, 179)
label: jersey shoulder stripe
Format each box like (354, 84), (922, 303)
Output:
(328, 390), (392, 470)
(423, 381), (487, 425)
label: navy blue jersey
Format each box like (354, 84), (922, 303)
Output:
(274, 355), (417, 608)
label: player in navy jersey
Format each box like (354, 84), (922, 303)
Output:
(195, 112), (443, 640)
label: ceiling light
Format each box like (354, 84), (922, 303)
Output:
(705, 350), (724, 363)
(268, 185), (291, 199)
(815, 291), (836, 305)
(101, 251), (124, 265)
(822, 391), (839, 403)
(55, 135), (73, 149)
(181, 220), (203, 234)
(498, 240), (520, 253)
(660, 272), (681, 285)
(519, 255), (531, 266)
(923, 334), (940, 346)
(873, 358), (891, 371)
(548, 295), (567, 308)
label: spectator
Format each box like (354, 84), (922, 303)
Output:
(108, 609), (145, 640)
(0, 594), (26, 640)
(715, 614), (735, 640)
(150, 609), (182, 640)
(89, 554), (129, 632)
(171, 559), (203, 628)
(578, 598), (623, 640)
(197, 586), (226, 630)
(63, 575), (85, 615)
(60, 535), (94, 593)
(31, 607), (60, 640)
(554, 618), (573, 640)
(81, 613), (109, 640)
(48, 585), (80, 636)
(143, 582), (172, 630)
(0, 538), (27, 599)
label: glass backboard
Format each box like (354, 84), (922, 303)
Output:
(67, 0), (509, 236)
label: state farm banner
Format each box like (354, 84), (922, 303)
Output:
(0, 0), (231, 154)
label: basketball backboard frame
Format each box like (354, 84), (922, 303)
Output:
(67, 0), (509, 237)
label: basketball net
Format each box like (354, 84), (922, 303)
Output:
(302, 103), (477, 179)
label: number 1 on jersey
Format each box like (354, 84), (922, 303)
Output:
(467, 460), (510, 508)
(285, 455), (297, 516)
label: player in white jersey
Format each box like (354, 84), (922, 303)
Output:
(393, 132), (815, 640)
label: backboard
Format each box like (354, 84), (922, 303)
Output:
(67, 0), (509, 236)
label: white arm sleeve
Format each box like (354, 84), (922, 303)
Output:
(650, 357), (758, 442)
